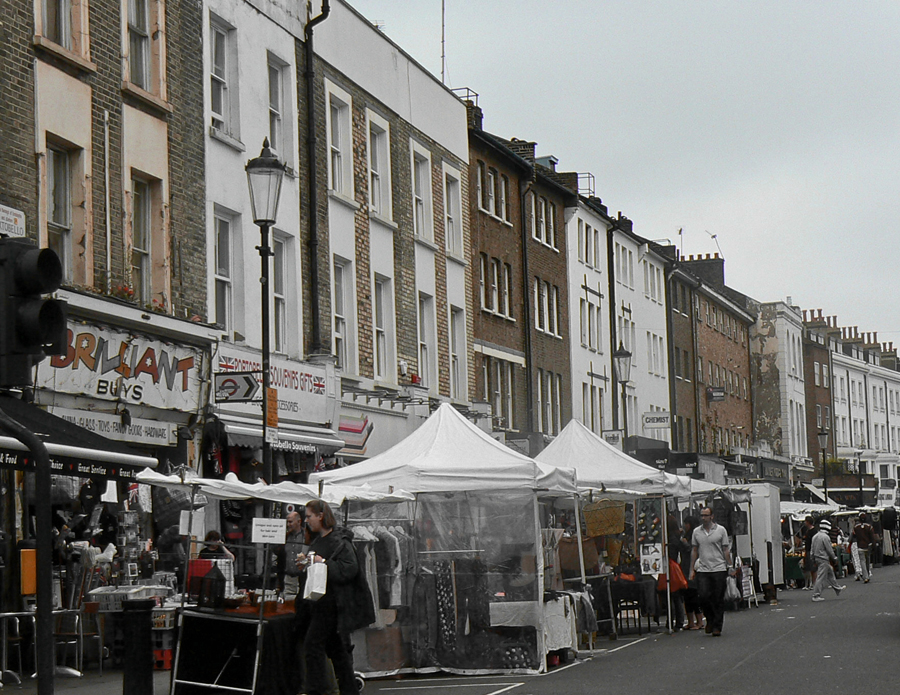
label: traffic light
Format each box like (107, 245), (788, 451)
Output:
(0, 238), (68, 387)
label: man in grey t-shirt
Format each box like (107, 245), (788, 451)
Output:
(690, 507), (734, 636)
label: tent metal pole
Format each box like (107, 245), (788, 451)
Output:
(573, 494), (590, 650)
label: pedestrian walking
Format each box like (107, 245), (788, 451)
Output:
(689, 507), (734, 637)
(810, 519), (846, 602)
(799, 515), (817, 589)
(849, 512), (875, 583)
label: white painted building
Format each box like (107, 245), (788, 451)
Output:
(316, 1), (475, 460)
(203, 0), (342, 472)
(751, 300), (808, 462)
(611, 223), (671, 445)
(565, 195), (613, 435)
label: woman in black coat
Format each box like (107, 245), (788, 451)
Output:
(296, 500), (374, 695)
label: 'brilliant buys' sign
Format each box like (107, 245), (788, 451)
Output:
(37, 322), (205, 412)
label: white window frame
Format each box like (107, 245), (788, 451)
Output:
(131, 177), (151, 305)
(42, 0), (73, 50)
(367, 110), (392, 218)
(127, 0), (150, 89)
(503, 263), (513, 318)
(210, 15), (237, 136)
(333, 257), (355, 373)
(485, 168), (496, 216)
(418, 293), (436, 389)
(325, 81), (353, 198)
(443, 163), (462, 257)
(213, 206), (239, 336)
(500, 174), (510, 222)
(449, 306), (465, 400)
(373, 276), (388, 381)
(411, 142), (433, 241)
(47, 145), (72, 281)
(272, 234), (287, 354)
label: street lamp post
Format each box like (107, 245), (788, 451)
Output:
(613, 342), (633, 439)
(246, 138), (285, 484)
(817, 429), (828, 504)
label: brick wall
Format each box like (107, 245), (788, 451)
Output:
(314, 58), (470, 398)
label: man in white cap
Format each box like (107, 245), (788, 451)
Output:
(810, 519), (845, 601)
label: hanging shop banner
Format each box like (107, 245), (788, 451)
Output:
(36, 322), (206, 412)
(214, 344), (333, 426)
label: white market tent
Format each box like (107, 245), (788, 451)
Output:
(535, 419), (690, 497)
(310, 403), (580, 675)
(309, 402), (576, 494)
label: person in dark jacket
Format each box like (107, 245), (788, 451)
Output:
(296, 500), (374, 695)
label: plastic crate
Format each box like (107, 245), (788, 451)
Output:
(88, 586), (146, 612)
(152, 629), (176, 651)
(152, 607), (177, 630)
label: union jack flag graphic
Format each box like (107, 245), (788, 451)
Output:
(219, 355), (238, 372)
(311, 376), (326, 394)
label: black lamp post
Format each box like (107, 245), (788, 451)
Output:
(613, 342), (633, 438)
(817, 429), (828, 504)
(246, 138), (285, 484)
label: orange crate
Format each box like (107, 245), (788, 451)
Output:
(153, 649), (173, 671)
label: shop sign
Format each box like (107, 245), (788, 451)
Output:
(0, 448), (144, 481)
(48, 406), (178, 446)
(641, 412), (670, 429)
(36, 322), (205, 412)
(0, 204), (25, 238)
(602, 430), (624, 450)
(215, 344), (330, 425)
(707, 387), (725, 402)
(763, 464), (786, 479)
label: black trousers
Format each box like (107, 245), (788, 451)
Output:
(696, 570), (727, 631)
(296, 601), (358, 695)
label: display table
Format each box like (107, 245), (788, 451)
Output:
(171, 607), (298, 695)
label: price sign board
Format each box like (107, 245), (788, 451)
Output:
(252, 518), (287, 544)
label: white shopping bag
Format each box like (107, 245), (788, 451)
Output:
(303, 554), (328, 601)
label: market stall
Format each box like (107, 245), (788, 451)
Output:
(535, 420), (692, 634)
(309, 403), (584, 675)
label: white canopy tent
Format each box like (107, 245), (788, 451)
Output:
(535, 419), (690, 497)
(310, 403), (576, 494)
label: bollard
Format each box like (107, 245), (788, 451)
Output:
(122, 598), (156, 695)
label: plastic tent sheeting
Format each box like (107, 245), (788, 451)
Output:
(536, 419), (689, 496)
(781, 501), (843, 521)
(309, 403), (576, 494)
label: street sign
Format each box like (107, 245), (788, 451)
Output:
(215, 371), (261, 402)
(0, 205), (25, 238)
(706, 386), (725, 402)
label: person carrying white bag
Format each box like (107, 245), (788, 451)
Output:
(295, 500), (375, 695)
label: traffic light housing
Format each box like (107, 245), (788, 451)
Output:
(0, 238), (68, 388)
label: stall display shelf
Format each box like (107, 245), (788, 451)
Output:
(89, 586), (160, 612)
(153, 606), (178, 629)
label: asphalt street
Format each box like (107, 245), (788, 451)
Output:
(363, 563), (900, 695)
(9, 565), (898, 695)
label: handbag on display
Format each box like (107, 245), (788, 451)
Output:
(303, 552), (328, 601)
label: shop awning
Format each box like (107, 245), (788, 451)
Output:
(0, 396), (158, 480)
(221, 417), (345, 455)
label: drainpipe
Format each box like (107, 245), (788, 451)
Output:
(305, 0), (331, 354)
(606, 220), (620, 430)
(519, 178), (535, 432)
(664, 265), (677, 452)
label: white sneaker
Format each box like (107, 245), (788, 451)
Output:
(834, 585), (846, 596)
(812, 595), (825, 602)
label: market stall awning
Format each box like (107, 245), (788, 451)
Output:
(0, 395), (158, 480)
(219, 416), (345, 455)
(135, 468), (414, 507)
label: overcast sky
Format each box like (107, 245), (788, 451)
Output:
(353, 0), (900, 343)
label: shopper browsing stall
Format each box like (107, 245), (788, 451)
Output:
(810, 519), (845, 601)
